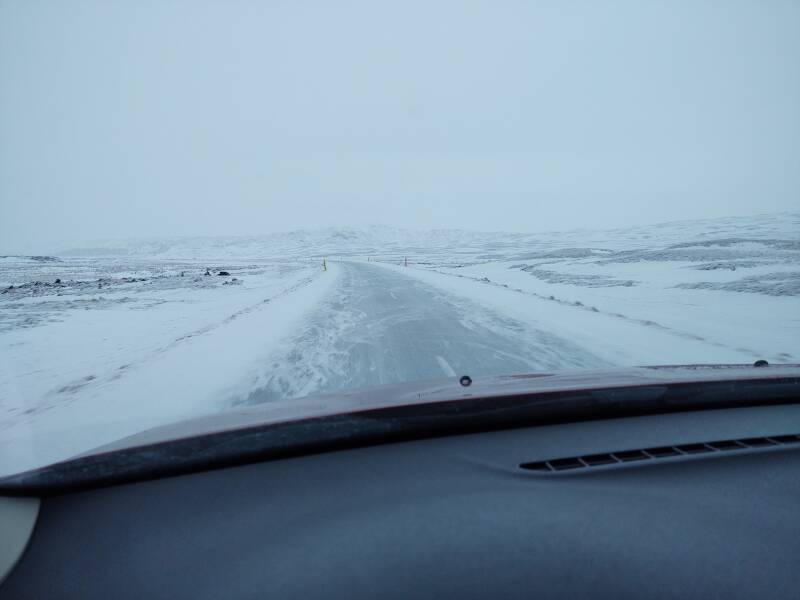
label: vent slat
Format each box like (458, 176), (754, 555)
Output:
(643, 446), (681, 458)
(707, 440), (745, 451)
(548, 458), (583, 471)
(520, 434), (799, 474)
(519, 461), (551, 472)
(580, 453), (618, 466)
(675, 443), (715, 454)
(772, 434), (800, 444)
(611, 450), (648, 462)
(739, 437), (777, 447)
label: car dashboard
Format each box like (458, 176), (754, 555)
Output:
(2, 402), (800, 599)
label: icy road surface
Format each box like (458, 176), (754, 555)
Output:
(2, 213), (798, 474)
(240, 261), (607, 404)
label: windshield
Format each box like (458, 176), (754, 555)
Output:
(1, 1), (798, 478)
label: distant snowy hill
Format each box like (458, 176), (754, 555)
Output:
(55, 213), (799, 260)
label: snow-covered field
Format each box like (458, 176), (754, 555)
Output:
(1, 212), (798, 475)
(0, 257), (336, 474)
(393, 216), (800, 368)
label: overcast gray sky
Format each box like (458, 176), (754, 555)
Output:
(1, 0), (798, 251)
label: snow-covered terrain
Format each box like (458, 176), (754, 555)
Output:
(1, 212), (798, 475)
(0, 258), (336, 474)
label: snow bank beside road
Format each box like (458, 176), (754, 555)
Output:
(0, 259), (337, 475)
(368, 212), (799, 367)
(370, 262), (763, 366)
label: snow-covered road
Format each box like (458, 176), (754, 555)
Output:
(240, 261), (607, 404)
(2, 213), (797, 474)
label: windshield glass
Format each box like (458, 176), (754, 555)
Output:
(1, 0), (798, 477)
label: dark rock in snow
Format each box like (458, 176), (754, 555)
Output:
(218, 271), (231, 276)
(54, 278), (61, 284)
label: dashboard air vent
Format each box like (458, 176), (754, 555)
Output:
(520, 434), (800, 473)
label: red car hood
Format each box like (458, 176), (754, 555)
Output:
(90, 363), (800, 455)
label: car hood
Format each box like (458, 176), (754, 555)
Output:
(86, 363), (800, 455)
